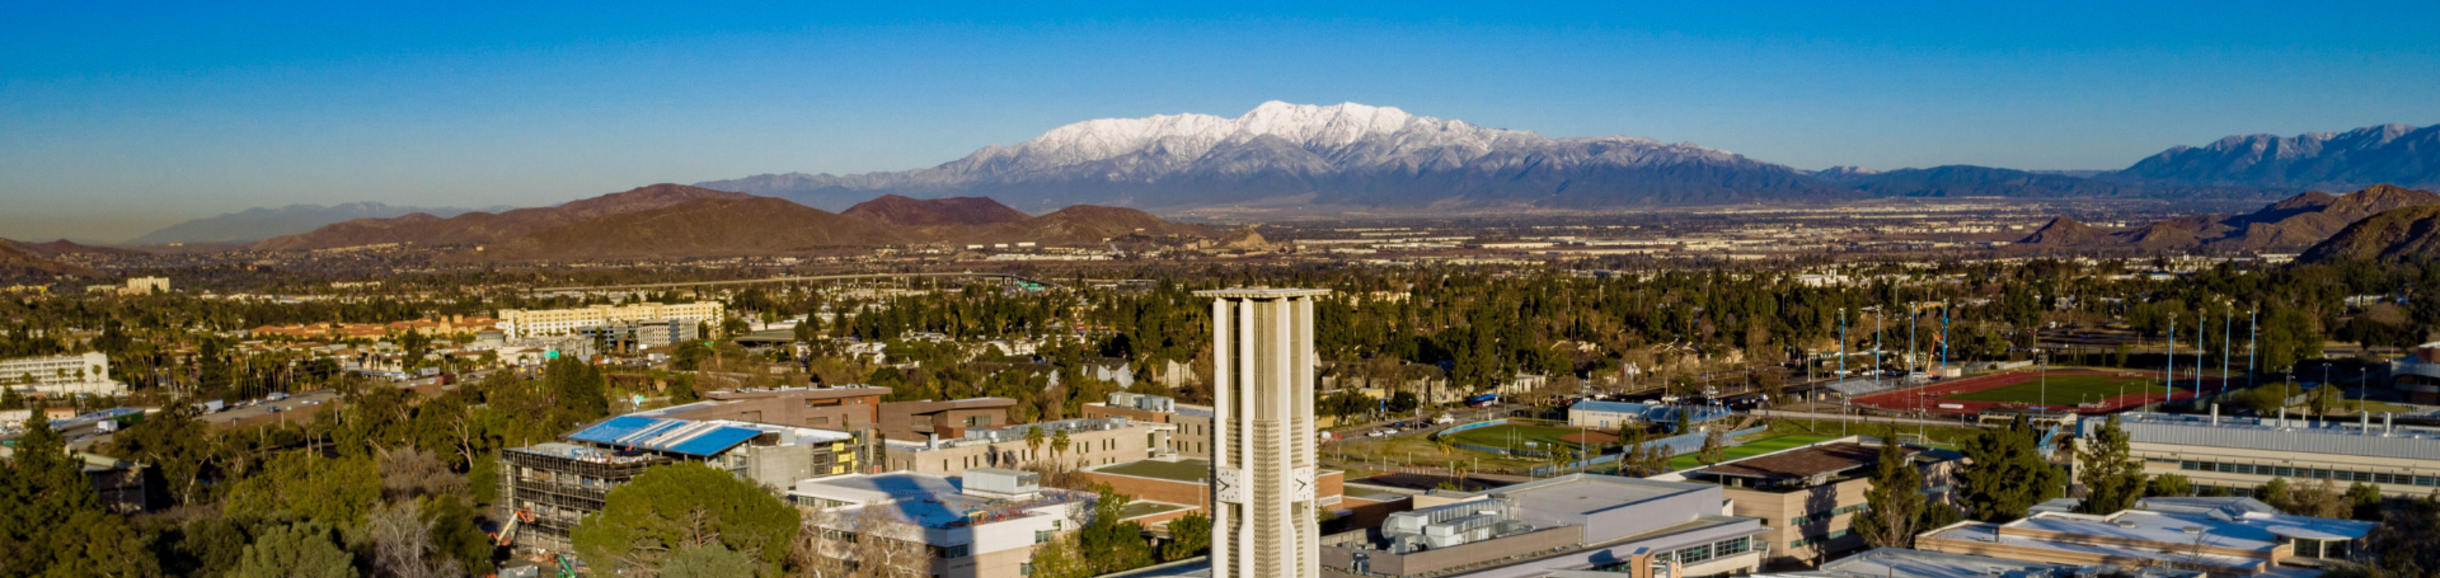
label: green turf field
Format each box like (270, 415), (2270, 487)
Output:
(1666, 434), (1832, 471)
(1443, 424), (1585, 453)
(1939, 373), (2166, 406)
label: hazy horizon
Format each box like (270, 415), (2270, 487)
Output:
(6, 2), (2438, 243)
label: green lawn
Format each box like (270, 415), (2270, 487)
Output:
(1444, 424), (1586, 453)
(1666, 434), (1832, 471)
(1940, 373), (2165, 406)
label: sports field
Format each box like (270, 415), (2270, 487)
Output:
(1444, 424), (1586, 453)
(1940, 373), (2165, 406)
(1665, 434), (1831, 470)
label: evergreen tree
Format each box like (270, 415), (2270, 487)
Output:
(1958, 416), (2063, 522)
(2146, 474), (2193, 498)
(232, 522), (357, 578)
(1698, 429), (1725, 466)
(1162, 513), (1212, 561)
(1852, 432), (1925, 548)
(572, 462), (797, 576)
(2075, 415), (2145, 514)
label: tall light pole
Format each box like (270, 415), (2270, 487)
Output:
(2168, 315), (2177, 403)
(2247, 307), (2259, 390)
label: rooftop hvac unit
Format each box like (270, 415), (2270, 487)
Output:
(963, 468), (1041, 497)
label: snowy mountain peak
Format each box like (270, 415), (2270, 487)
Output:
(697, 101), (1843, 211)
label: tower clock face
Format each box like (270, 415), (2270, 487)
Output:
(1293, 466), (1316, 501)
(1216, 466), (1243, 503)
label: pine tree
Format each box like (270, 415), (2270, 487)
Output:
(1853, 430), (1925, 548)
(1958, 416), (2064, 522)
(2075, 414), (2145, 514)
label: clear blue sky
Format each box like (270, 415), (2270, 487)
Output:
(5, 1), (2438, 242)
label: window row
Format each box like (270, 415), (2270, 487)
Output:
(2176, 460), (2439, 486)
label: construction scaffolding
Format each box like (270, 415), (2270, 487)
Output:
(500, 444), (672, 551)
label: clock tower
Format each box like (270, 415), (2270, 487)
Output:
(1198, 287), (1327, 578)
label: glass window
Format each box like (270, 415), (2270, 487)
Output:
(1021, 563), (1035, 576)
(2180, 460), (2199, 471)
(2274, 467), (2294, 478)
(1714, 537), (1750, 556)
(1036, 530), (1052, 544)
(2217, 462), (2236, 473)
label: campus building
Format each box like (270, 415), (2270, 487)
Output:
(0, 352), (122, 396)
(1320, 474), (1769, 578)
(880, 416), (1170, 475)
(1652, 436), (1963, 564)
(1746, 547), (2203, 578)
(1083, 392), (1217, 457)
(2091, 411), (2440, 498)
(497, 412), (869, 551)
(2388, 342), (2440, 404)
(1565, 400), (1732, 432)
(1916, 497), (2375, 574)
(494, 301), (725, 338)
(1080, 457), (1352, 528)
(790, 469), (1092, 578)
(1199, 287), (1330, 578)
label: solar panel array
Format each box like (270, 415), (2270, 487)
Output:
(566, 415), (764, 457)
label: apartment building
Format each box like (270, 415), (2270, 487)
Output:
(0, 352), (122, 395)
(1653, 436), (1962, 563)
(495, 301), (725, 338)
(2092, 411), (2440, 498)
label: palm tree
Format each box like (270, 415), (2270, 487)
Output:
(1025, 426), (1046, 464)
(1051, 429), (1073, 468)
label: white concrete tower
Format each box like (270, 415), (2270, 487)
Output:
(1198, 287), (1327, 578)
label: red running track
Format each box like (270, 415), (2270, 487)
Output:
(1847, 370), (2205, 415)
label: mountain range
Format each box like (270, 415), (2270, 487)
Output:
(696, 102), (2440, 211)
(2303, 204), (2440, 262)
(2013, 185), (2440, 253)
(128, 202), (512, 246)
(250, 184), (753, 251)
(0, 242), (101, 280)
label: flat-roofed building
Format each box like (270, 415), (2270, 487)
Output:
(880, 397), (1019, 441)
(1083, 392), (1216, 457)
(496, 302), (725, 338)
(1322, 474), (1769, 578)
(498, 412), (869, 551)
(882, 417), (1170, 475)
(2093, 411), (2440, 498)
(1652, 436), (1962, 564)
(2390, 342), (2440, 404)
(668, 386), (891, 431)
(1567, 400), (1732, 432)
(1916, 499), (2375, 575)
(1738, 547), (2202, 578)
(1080, 457), (1349, 527)
(790, 469), (1093, 578)
(0, 352), (122, 396)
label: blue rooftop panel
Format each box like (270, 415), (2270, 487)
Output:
(567, 416), (668, 445)
(664, 427), (763, 456)
(564, 416), (763, 457)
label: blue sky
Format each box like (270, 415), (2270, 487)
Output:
(5, 1), (2438, 242)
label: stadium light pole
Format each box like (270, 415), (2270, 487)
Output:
(2168, 315), (2177, 404)
(2222, 307), (2232, 395)
(2195, 311), (2206, 399)
(2247, 306), (2258, 390)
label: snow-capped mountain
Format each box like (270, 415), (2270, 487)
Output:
(698, 101), (1849, 211)
(2117, 123), (2440, 190)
